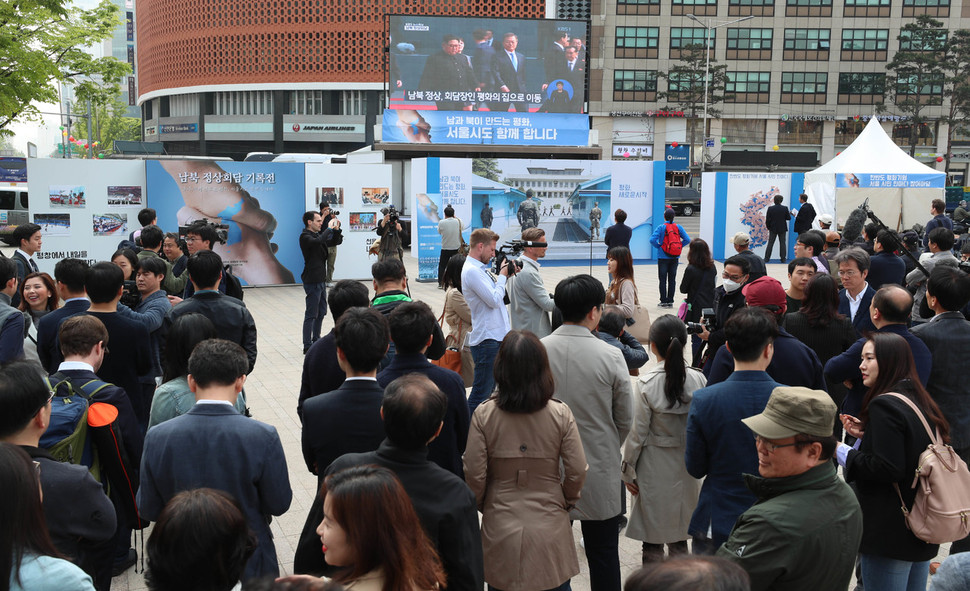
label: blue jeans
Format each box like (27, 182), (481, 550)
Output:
(302, 282), (327, 348)
(468, 339), (500, 415)
(860, 554), (930, 591)
(657, 258), (678, 305)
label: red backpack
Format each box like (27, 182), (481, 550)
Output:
(661, 223), (683, 256)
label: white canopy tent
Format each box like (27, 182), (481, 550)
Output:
(804, 117), (945, 231)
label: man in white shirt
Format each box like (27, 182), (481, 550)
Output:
(509, 227), (555, 337)
(834, 247), (876, 337)
(460, 228), (510, 414)
(437, 205), (463, 289)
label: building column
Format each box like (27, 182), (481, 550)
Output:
(198, 93), (207, 156)
(273, 90), (285, 154)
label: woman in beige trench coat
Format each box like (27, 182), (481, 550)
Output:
(621, 315), (706, 563)
(464, 331), (587, 591)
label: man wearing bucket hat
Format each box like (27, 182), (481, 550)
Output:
(717, 387), (862, 591)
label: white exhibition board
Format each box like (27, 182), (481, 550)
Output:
(304, 162), (393, 280)
(26, 159), (147, 274)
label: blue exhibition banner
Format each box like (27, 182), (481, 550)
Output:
(382, 111), (589, 146)
(665, 144), (690, 171)
(836, 172), (945, 189)
(146, 160), (307, 286)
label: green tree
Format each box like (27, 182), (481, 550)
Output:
(942, 29), (970, 179)
(0, 0), (130, 136)
(72, 98), (141, 157)
(472, 158), (502, 182)
(658, 44), (731, 166)
(884, 15), (947, 156)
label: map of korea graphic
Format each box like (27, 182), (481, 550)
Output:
(738, 185), (782, 247)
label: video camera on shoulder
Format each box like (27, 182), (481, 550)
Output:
(381, 205), (399, 226)
(493, 239), (548, 276)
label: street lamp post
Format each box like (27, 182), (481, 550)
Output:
(685, 13), (754, 174)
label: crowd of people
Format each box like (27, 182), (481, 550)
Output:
(2, 196), (970, 591)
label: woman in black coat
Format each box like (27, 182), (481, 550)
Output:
(781, 273), (856, 416)
(679, 239), (716, 367)
(838, 332), (950, 591)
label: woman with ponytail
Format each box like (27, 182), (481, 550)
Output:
(621, 315), (707, 564)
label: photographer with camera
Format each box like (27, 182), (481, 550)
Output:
(319, 204), (341, 284)
(175, 221), (243, 303)
(376, 206), (407, 262)
(460, 229), (510, 415)
(300, 210), (340, 354)
(509, 228), (556, 338)
(695, 255), (750, 371)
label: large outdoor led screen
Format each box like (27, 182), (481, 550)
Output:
(388, 16), (589, 115)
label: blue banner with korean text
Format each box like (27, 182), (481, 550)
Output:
(835, 172), (945, 189)
(382, 111), (589, 146)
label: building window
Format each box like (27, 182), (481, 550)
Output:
(778, 120), (823, 143)
(838, 72), (886, 104)
(616, 27), (659, 58)
(784, 29), (830, 50)
(901, 0), (948, 14)
(781, 72), (827, 93)
(672, 0), (716, 3)
(726, 71), (770, 93)
(899, 30), (947, 51)
(727, 28), (773, 49)
(838, 73), (885, 94)
(617, 0), (660, 15)
(723, 119), (766, 144)
(169, 94), (200, 117)
(289, 90), (326, 115)
(726, 72), (770, 103)
(786, 0), (831, 15)
(339, 90), (385, 116)
(728, 0), (773, 15)
(214, 91), (273, 116)
(670, 28), (711, 49)
(835, 120), (866, 144)
(614, 70), (658, 101)
(844, 0), (890, 15)
(895, 75), (944, 98)
(892, 121), (938, 147)
(841, 29), (889, 51)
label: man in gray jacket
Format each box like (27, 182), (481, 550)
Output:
(509, 227), (556, 337)
(542, 274), (632, 591)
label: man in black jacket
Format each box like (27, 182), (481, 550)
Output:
(912, 266), (970, 554)
(328, 374), (484, 591)
(300, 210), (339, 354)
(764, 194), (791, 264)
(36, 258), (90, 372)
(792, 193), (816, 235)
(295, 307), (389, 575)
(164, 251), (257, 373)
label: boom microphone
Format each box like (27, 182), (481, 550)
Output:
(521, 241), (548, 248)
(842, 206), (868, 244)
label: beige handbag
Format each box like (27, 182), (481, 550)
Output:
(884, 393), (970, 544)
(606, 281), (651, 344)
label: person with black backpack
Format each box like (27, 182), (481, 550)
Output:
(0, 360), (116, 591)
(649, 208), (691, 308)
(52, 315), (145, 578)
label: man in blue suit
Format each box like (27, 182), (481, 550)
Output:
(492, 32), (529, 112)
(137, 339), (292, 581)
(36, 258), (90, 372)
(686, 308), (781, 553)
(824, 285), (931, 417)
(834, 247), (876, 337)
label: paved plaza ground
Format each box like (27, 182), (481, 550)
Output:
(107, 213), (946, 589)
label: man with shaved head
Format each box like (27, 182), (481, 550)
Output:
(824, 285), (932, 417)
